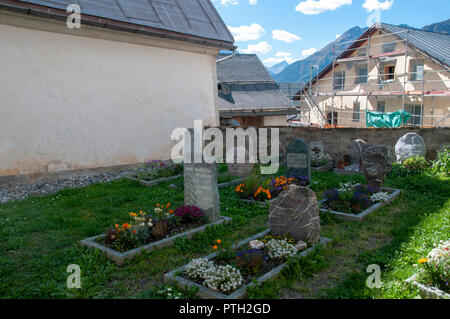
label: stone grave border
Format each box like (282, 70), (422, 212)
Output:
(80, 216), (232, 265)
(164, 229), (331, 299)
(126, 173), (244, 189)
(311, 162), (334, 172)
(319, 188), (401, 221)
(333, 168), (361, 175)
(405, 274), (450, 299)
(125, 174), (183, 188)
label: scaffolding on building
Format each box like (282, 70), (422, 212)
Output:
(282, 27), (450, 128)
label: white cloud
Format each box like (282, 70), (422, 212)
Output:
(302, 47), (318, 57)
(228, 23), (266, 42)
(295, 0), (352, 15)
(362, 0), (393, 12)
(241, 41), (272, 54)
(272, 30), (302, 43)
(249, 0), (258, 4)
(214, 0), (239, 6)
(263, 52), (297, 67)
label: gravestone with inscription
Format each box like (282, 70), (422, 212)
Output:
(226, 146), (255, 177)
(286, 138), (311, 181)
(183, 129), (220, 222)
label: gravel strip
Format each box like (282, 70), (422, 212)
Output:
(0, 170), (136, 204)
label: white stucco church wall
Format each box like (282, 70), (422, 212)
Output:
(0, 11), (220, 178)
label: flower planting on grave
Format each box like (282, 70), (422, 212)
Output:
(321, 182), (394, 215)
(311, 152), (332, 168)
(235, 168), (309, 202)
(414, 240), (449, 294)
(181, 235), (306, 295)
(98, 204), (205, 252)
(132, 160), (183, 182)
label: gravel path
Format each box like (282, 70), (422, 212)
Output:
(0, 170), (136, 204)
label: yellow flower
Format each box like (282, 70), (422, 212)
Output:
(217, 239), (222, 244)
(418, 258), (429, 264)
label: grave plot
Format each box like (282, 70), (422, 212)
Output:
(165, 184), (330, 299)
(126, 160), (183, 187)
(82, 156), (232, 265)
(235, 139), (311, 206)
(320, 145), (400, 221)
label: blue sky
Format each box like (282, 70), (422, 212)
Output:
(212, 0), (450, 67)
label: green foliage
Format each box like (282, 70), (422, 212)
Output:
(431, 149), (450, 177)
(402, 156), (430, 174)
(140, 284), (198, 299)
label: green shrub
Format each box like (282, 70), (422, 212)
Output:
(389, 163), (411, 178)
(402, 156), (429, 175)
(430, 149), (450, 177)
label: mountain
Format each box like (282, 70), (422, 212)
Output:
(422, 19), (450, 34)
(267, 61), (289, 76)
(273, 26), (367, 83)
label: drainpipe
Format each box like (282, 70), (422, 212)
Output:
(216, 46), (238, 63)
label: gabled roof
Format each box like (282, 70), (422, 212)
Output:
(0, 0), (235, 49)
(217, 54), (274, 83)
(297, 23), (450, 94)
(217, 54), (295, 115)
(381, 23), (450, 68)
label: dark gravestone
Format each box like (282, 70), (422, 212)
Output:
(362, 145), (393, 192)
(286, 138), (310, 180)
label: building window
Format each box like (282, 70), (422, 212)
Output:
(327, 111), (338, 126)
(333, 71), (345, 90)
(409, 59), (424, 81)
(382, 42), (396, 53)
(355, 66), (368, 84)
(377, 101), (386, 113)
(358, 48), (368, 57)
(353, 102), (360, 122)
(405, 105), (422, 126)
(382, 64), (396, 82)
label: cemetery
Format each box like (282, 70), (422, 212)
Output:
(0, 131), (449, 299)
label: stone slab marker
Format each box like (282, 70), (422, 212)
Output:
(184, 129), (220, 222)
(226, 146), (254, 177)
(286, 138), (311, 180)
(350, 139), (368, 168)
(269, 185), (320, 245)
(362, 145), (393, 192)
(395, 133), (426, 163)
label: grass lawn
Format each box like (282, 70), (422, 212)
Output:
(0, 170), (448, 299)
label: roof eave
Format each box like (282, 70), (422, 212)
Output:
(0, 0), (235, 50)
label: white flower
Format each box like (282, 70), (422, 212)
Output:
(370, 192), (390, 203)
(184, 258), (215, 281)
(249, 240), (265, 250)
(423, 240), (450, 285)
(265, 239), (297, 260)
(184, 259), (243, 294)
(338, 182), (361, 192)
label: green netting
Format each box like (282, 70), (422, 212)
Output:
(366, 110), (412, 128)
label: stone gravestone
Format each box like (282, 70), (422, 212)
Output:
(286, 138), (310, 180)
(269, 185), (320, 245)
(395, 133), (426, 163)
(226, 146), (254, 177)
(349, 139), (368, 171)
(310, 141), (324, 155)
(184, 129), (220, 222)
(362, 145), (393, 192)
